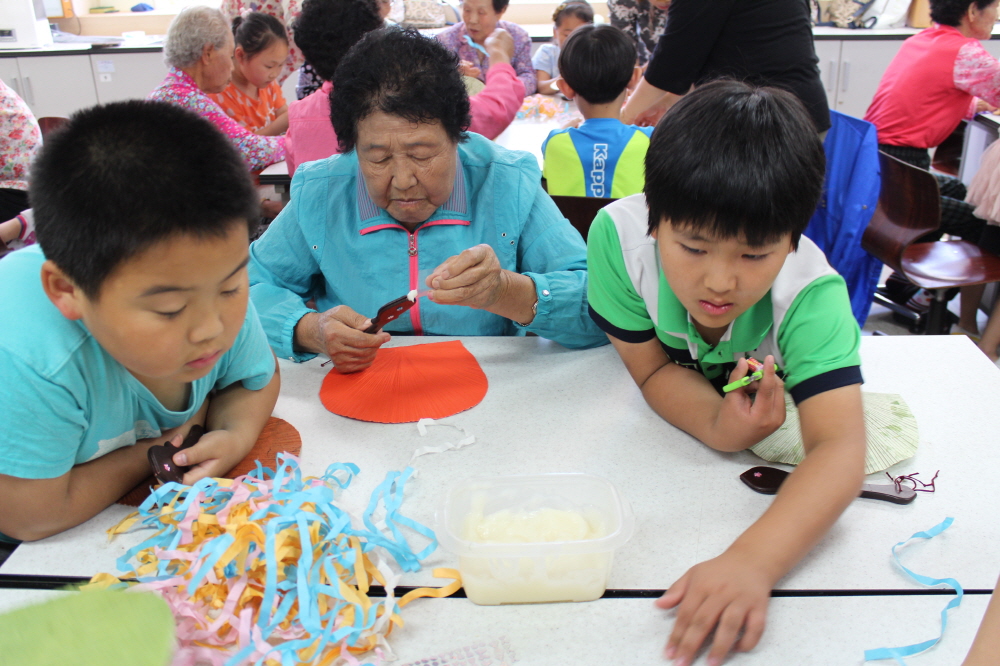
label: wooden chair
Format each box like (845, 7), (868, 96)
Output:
(549, 195), (616, 241)
(930, 122), (965, 177)
(862, 151), (1000, 334)
(37, 116), (69, 139)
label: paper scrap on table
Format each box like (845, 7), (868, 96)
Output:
(863, 517), (962, 664)
(88, 454), (462, 665)
(401, 636), (517, 666)
(411, 417), (477, 461)
(751, 392), (918, 474)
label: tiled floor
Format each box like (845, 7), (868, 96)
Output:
(861, 284), (1000, 367)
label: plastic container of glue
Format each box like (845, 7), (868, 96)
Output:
(437, 473), (634, 605)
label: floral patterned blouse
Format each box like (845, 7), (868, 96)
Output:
(0, 80), (41, 193)
(149, 68), (285, 171)
(435, 21), (536, 96)
(608, 0), (668, 66)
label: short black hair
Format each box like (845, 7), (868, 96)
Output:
(31, 101), (258, 298)
(644, 79), (825, 249)
(558, 24), (635, 105)
(331, 28), (471, 153)
(490, 0), (509, 14)
(293, 0), (383, 82)
(930, 0), (994, 26)
(552, 0), (593, 26)
(232, 11), (287, 57)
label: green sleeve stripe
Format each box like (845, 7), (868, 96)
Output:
(610, 132), (650, 199)
(586, 209), (655, 332)
(543, 132), (586, 197)
(776, 274), (862, 392)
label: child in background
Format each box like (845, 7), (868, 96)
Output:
(0, 100), (280, 544)
(542, 24), (647, 198)
(533, 1), (593, 95)
(210, 12), (290, 136)
(587, 80), (865, 664)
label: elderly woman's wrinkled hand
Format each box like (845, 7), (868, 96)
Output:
(427, 244), (506, 309)
(315, 305), (391, 374)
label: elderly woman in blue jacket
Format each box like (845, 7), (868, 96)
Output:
(249, 28), (606, 373)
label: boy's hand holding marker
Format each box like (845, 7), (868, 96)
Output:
(710, 356), (785, 452)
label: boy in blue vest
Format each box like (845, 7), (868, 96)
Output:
(587, 80), (866, 665)
(0, 101), (280, 545)
(541, 24), (649, 198)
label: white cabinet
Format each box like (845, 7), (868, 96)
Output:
(90, 52), (167, 104)
(0, 59), (22, 97)
(813, 39), (842, 104)
(0, 55), (98, 117)
(833, 40), (901, 118)
(18, 56), (98, 117)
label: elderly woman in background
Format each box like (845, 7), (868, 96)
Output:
(435, 0), (535, 96)
(149, 6), (285, 171)
(249, 28), (604, 373)
(863, 0), (1000, 334)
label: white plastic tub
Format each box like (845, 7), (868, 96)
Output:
(437, 473), (634, 605)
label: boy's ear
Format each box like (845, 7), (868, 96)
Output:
(555, 77), (576, 99)
(40, 260), (87, 321)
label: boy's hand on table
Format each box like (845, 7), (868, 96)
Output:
(709, 356), (785, 451)
(173, 429), (251, 485)
(657, 549), (775, 666)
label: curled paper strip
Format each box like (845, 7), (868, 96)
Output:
(411, 418), (477, 462)
(87, 454), (462, 665)
(863, 517), (963, 665)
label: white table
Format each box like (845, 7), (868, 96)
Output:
(960, 113), (1000, 185)
(259, 160), (291, 203)
(0, 588), (989, 665)
(494, 99), (578, 170)
(4, 335), (1000, 594)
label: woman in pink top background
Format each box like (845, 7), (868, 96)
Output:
(285, 0), (384, 176)
(286, 0), (525, 176)
(863, 0), (1000, 333)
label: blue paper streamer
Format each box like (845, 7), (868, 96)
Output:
(863, 517), (963, 664)
(463, 34), (489, 57)
(109, 454), (439, 664)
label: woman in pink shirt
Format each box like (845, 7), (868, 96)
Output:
(864, 0), (1000, 331)
(286, 0), (525, 176)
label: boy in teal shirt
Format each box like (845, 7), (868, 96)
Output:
(542, 24), (649, 198)
(587, 80), (866, 665)
(0, 101), (280, 544)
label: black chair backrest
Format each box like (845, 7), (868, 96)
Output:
(861, 151), (941, 275)
(549, 195), (617, 240)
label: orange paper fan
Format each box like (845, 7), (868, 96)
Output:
(116, 416), (302, 507)
(319, 340), (488, 423)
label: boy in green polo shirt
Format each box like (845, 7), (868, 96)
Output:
(587, 80), (866, 666)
